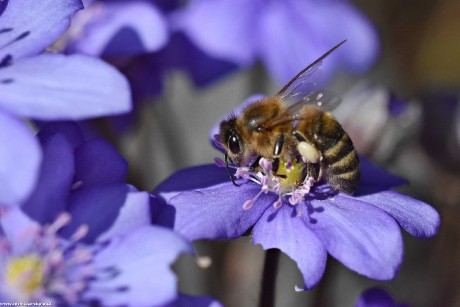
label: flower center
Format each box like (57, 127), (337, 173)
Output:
(6, 254), (43, 296)
(236, 157), (315, 210)
(0, 212), (94, 303)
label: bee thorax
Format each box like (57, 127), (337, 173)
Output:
(297, 141), (321, 163)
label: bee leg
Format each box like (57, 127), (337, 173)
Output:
(249, 156), (262, 172)
(272, 134), (285, 173)
(306, 162), (321, 181)
(225, 152), (239, 187)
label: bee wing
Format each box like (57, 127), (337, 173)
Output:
(264, 90), (341, 128)
(262, 40), (346, 130)
(275, 39), (346, 102)
(276, 58), (324, 106)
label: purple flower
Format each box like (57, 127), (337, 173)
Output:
(63, 0), (237, 103)
(19, 122), (132, 242)
(0, 0), (132, 202)
(152, 97), (440, 290)
(173, 0), (379, 85)
(0, 0), (131, 120)
(66, 0), (169, 57)
(0, 123), (221, 306)
(0, 206), (198, 306)
(356, 287), (410, 307)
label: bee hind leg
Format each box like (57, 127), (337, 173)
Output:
(306, 162), (321, 181)
(249, 156), (262, 172)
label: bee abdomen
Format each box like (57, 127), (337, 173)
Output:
(323, 132), (360, 194)
(296, 109), (360, 194)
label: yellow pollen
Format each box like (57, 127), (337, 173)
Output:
(276, 158), (305, 190)
(6, 254), (44, 296)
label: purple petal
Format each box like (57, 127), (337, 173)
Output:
(97, 191), (151, 242)
(0, 110), (41, 206)
(154, 165), (274, 240)
(355, 287), (396, 307)
(0, 0), (82, 62)
(166, 32), (238, 87)
(258, 1), (378, 84)
(252, 204), (327, 289)
(174, 294), (223, 307)
(357, 157), (407, 195)
(352, 191), (440, 238)
(68, 1), (168, 57)
(154, 164), (231, 199)
(84, 226), (192, 307)
(0, 53), (131, 120)
(74, 138), (128, 187)
(37, 121), (84, 150)
(257, 1), (326, 85)
(309, 196), (403, 280)
(172, 0), (259, 66)
(22, 135), (74, 225)
(60, 184), (129, 243)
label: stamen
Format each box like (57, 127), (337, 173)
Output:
(214, 157), (225, 167)
(0, 212), (98, 303)
(237, 157), (315, 211)
(71, 180), (83, 190)
(243, 199), (255, 210)
(70, 224), (89, 242)
(273, 198), (282, 209)
(48, 213), (71, 233)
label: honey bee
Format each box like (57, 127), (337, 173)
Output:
(218, 40), (360, 194)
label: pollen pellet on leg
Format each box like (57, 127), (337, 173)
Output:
(297, 141), (321, 163)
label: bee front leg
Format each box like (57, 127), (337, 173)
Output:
(272, 134), (285, 173)
(249, 156), (262, 172)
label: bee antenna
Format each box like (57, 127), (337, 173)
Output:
(225, 152), (240, 187)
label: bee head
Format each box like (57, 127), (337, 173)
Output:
(219, 115), (245, 166)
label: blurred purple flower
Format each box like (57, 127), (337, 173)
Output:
(356, 287), (410, 307)
(0, 0), (131, 120)
(0, 122), (221, 306)
(0, 0), (132, 202)
(18, 122), (133, 243)
(152, 96), (440, 290)
(0, 206), (197, 306)
(64, 0), (237, 103)
(66, 0), (169, 57)
(173, 0), (380, 85)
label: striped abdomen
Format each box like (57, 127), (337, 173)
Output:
(296, 108), (360, 194)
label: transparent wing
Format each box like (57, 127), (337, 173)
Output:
(284, 89), (341, 114)
(263, 40), (346, 130)
(264, 89), (341, 129)
(276, 59), (323, 106)
(276, 40), (346, 105)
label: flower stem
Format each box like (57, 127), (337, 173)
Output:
(258, 248), (281, 307)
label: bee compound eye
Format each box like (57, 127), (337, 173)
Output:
(228, 135), (241, 155)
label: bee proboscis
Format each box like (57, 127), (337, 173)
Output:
(218, 40), (360, 194)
